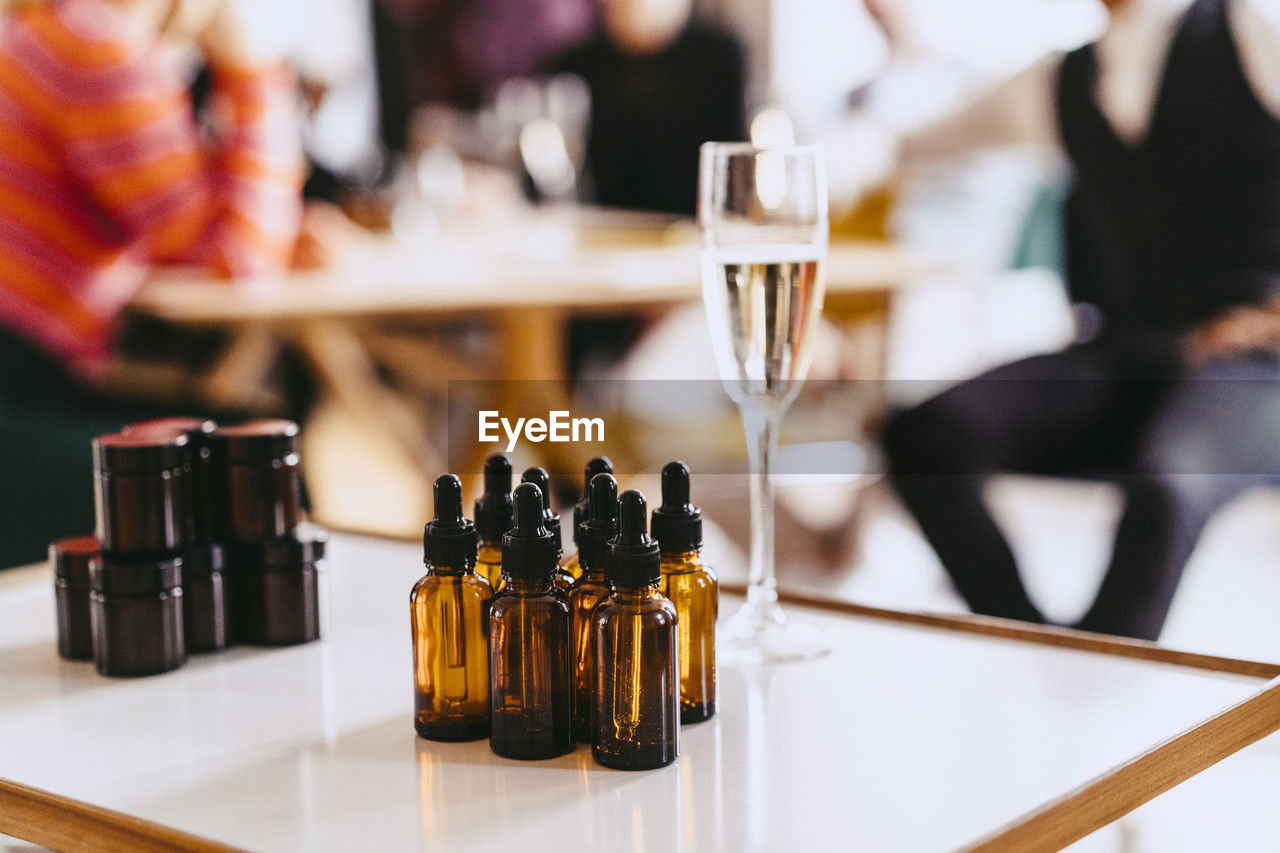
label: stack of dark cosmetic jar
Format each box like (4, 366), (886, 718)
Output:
(51, 416), (326, 678)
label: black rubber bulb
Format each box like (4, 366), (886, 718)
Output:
(573, 456), (615, 535)
(511, 482), (546, 537)
(588, 473), (619, 528)
(577, 473), (618, 572)
(521, 467), (555, 520)
(483, 454), (513, 496)
(520, 466), (561, 551)
(608, 490), (660, 587)
(585, 456), (613, 490)
(433, 474), (465, 527)
(651, 460), (702, 554)
(659, 461), (693, 514)
(617, 490), (651, 547)
(475, 454), (514, 542)
(501, 482), (558, 580)
(424, 474), (477, 567)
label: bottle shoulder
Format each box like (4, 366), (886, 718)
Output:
(463, 573), (494, 595)
(411, 570), (492, 602)
(593, 591), (678, 625)
(491, 587), (570, 617)
(568, 576), (612, 602)
(662, 566), (718, 588)
(661, 553), (717, 575)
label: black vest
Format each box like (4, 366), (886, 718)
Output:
(1057, 0), (1280, 336)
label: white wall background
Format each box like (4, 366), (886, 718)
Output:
(710, 0), (1107, 127)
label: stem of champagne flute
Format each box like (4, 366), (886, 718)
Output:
(741, 401), (782, 620)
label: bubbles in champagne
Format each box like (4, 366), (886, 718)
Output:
(700, 245), (827, 406)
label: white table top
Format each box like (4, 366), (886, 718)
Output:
(0, 534), (1265, 852)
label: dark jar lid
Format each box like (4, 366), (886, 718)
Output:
(123, 417), (217, 440)
(225, 525), (328, 574)
(92, 432), (189, 476)
(49, 536), (100, 583)
(183, 542), (225, 577)
(92, 553), (183, 596)
(207, 419), (300, 466)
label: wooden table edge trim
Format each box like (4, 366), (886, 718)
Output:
(0, 778), (247, 853)
(718, 583), (1280, 680)
(963, 675), (1280, 852)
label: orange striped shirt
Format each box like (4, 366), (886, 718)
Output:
(0, 0), (303, 375)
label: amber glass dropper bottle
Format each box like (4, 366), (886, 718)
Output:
(411, 474), (493, 741)
(564, 456), (613, 583)
(652, 461), (717, 724)
(474, 454), (513, 589)
(520, 467), (572, 595)
(569, 472), (618, 741)
(489, 482), (573, 760)
(592, 490), (679, 770)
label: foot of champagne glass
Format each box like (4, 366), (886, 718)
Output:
(722, 597), (831, 664)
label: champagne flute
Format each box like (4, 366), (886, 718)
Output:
(698, 143), (830, 662)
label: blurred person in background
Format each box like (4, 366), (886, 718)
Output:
(880, 0), (1280, 640)
(825, 0), (1073, 390)
(550, 0), (747, 215)
(549, 0), (747, 378)
(0, 0), (305, 565)
(371, 0), (594, 156)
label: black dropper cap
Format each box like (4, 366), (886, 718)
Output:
(572, 456), (614, 541)
(607, 490), (661, 588)
(424, 474), (478, 568)
(502, 483), (559, 580)
(651, 460), (703, 554)
(520, 467), (561, 553)
(576, 473), (618, 573)
(474, 454), (514, 542)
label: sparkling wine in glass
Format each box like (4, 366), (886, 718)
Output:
(698, 143), (830, 662)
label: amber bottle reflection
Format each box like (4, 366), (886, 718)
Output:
(490, 482), (573, 760)
(474, 454), (513, 589)
(652, 461), (717, 723)
(593, 490), (679, 770)
(569, 472), (618, 741)
(564, 456), (613, 583)
(411, 475), (492, 741)
(520, 467), (573, 595)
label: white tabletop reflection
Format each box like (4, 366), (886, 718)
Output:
(0, 534), (1263, 851)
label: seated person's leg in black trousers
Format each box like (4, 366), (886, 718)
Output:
(1077, 354), (1280, 639)
(885, 342), (1280, 640)
(883, 343), (1162, 626)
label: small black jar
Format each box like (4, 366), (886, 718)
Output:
(92, 432), (189, 554)
(182, 543), (229, 653)
(51, 536), (99, 661)
(207, 420), (303, 543)
(90, 554), (186, 677)
(123, 417), (218, 543)
(231, 526), (327, 646)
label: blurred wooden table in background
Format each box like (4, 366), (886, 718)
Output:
(130, 211), (923, 533)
